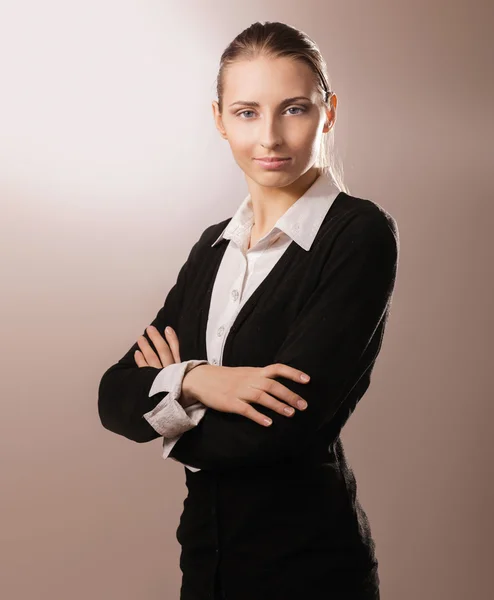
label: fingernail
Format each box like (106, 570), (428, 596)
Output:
(297, 400), (307, 410)
(165, 327), (171, 334)
(300, 374), (310, 381)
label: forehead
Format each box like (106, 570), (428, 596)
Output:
(223, 56), (318, 101)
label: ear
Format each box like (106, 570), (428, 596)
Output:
(322, 93), (337, 133)
(212, 101), (228, 140)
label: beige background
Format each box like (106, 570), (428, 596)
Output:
(1, 1), (492, 598)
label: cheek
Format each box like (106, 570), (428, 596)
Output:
(227, 134), (256, 159)
(287, 118), (323, 148)
(288, 134), (320, 157)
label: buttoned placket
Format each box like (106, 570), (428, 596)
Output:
(210, 265), (244, 366)
(211, 232), (274, 367)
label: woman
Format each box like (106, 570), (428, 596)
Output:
(98, 21), (399, 600)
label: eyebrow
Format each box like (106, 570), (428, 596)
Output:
(228, 96), (312, 108)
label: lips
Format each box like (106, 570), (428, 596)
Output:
(255, 157), (290, 162)
(254, 157), (292, 170)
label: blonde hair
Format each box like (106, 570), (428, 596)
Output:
(215, 21), (349, 194)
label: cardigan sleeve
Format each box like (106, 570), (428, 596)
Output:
(97, 229), (208, 443)
(168, 211), (399, 471)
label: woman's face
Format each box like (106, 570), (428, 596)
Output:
(212, 55), (335, 187)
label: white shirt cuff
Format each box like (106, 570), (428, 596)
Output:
(142, 360), (208, 438)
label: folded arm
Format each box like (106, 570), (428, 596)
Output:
(169, 211), (399, 471)
(97, 229), (209, 443)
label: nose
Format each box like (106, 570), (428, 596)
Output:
(259, 117), (283, 150)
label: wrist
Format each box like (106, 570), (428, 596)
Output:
(181, 364), (210, 407)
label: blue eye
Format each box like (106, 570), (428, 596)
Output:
(237, 106), (307, 119)
(286, 106), (306, 115)
(238, 110), (255, 119)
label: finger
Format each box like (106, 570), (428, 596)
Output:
(235, 383), (296, 424)
(164, 326), (181, 363)
(233, 399), (275, 427)
(137, 335), (163, 368)
(145, 326), (174, 367)
(246, 382), (303, 418)
(261, 362), (310, 384)
(134, 349), (148, 368)
(262, 378), (308, 411)
(258, 364), (309, 410)
(242, 375), (307, 416)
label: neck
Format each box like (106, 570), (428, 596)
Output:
(246, 166), (322, 238)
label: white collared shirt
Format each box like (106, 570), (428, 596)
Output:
(142, 173), (341, 472)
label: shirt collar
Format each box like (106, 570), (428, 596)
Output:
(211, 173), (341, 252)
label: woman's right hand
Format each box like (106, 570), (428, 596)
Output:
(182, 363), (310, 427)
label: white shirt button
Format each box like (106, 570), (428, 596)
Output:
(212, 358), (218, 365)
(231, 289), (239, 301)
(217, 326), (225, 337)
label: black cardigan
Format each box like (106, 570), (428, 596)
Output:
(98, 190), (399, 600)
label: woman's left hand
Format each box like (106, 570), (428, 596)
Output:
(134, 325), (181, 368)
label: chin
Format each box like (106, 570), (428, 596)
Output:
(252, 170), (291, 182)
